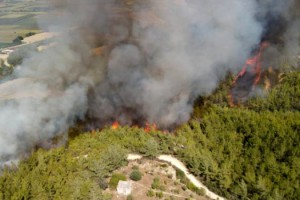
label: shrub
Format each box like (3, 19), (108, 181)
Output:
(187, 182), (198, 192)
(101, 145), (128, 172)
(25, 32), (36, 37)
(188, 185), (206, 196)
(0, 60), (13, 77)
(160, 163), (168, 168)
(197, 188), (206, 196)
(109, 173), (126, 189)
(176, 169), (185, 181)
(129, 170), (142, 181)
(98, 178), (108, 190)
(147, 190), (155, 197)
(150, 177), (166, 191)
(7, 45), (37, 67)
(155, 191), (163, 198)
(127, 195), (133, 200)
(142, 138), (159, 158)
(151, 177), (160, 189)
(12, 36), (23, 45)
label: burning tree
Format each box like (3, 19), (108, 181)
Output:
(230, 42), (269, 105)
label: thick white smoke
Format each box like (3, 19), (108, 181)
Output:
(89, 0), (263, 127)
(0, 0), (299, 165)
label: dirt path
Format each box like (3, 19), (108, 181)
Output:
(158, 155), (224, 200)
(127, 154), (225, 200)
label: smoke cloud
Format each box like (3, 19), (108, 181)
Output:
(0, 0), (299, 165)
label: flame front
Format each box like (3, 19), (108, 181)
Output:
(111, 121), (120, 130)
(110, 121), (161, 132)
(144, 122), (157, 132)
(229, 42), (269, 106)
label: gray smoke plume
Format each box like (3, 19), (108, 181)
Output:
(257, 0), (300, 66)
(0, 0), (299, 165)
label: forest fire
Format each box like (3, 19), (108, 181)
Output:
(0, 0), (298, 166)
(111, 121), (120, 130)
(111, 121), (158, 132)
(229, 42), (269, 105)
(144, 122), (157, 132)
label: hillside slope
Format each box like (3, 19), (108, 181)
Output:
(0, 71), (299, 200)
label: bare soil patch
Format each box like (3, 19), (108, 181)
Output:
(107, 159), (210, 200)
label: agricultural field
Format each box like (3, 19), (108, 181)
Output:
(0, 0), (50, 48)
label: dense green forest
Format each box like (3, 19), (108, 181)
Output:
(0, 70), (299, 200)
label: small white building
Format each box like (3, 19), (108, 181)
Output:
(117, 181), (132, 196)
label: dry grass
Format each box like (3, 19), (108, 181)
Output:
(23, 32), (57, 44)
(0, 1), (49, 43)
(0, 25), (40, 43)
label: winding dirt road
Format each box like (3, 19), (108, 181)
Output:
(127, 154), (225, 200)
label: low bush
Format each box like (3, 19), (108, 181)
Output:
(109, 173), (126, 189)
(147, 190), (155, 197)
(176, 169), (185, 181)
(151, 177), (160, 189)
(129, 170), (142, 181)
(155, 191), (163, 198)
(98, 178), (108, 190)
(197, 188), (206, 196)
(187, 182), (198, 192)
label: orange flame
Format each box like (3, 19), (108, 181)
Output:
(111, 121), (119, 130)
(106, 121), (170, 134)
(144, 122), (157, 132)
(229, 42), (269, 106)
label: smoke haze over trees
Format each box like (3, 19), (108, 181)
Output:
(0, 0), (299, 165)
(1, 69), (300, 199)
